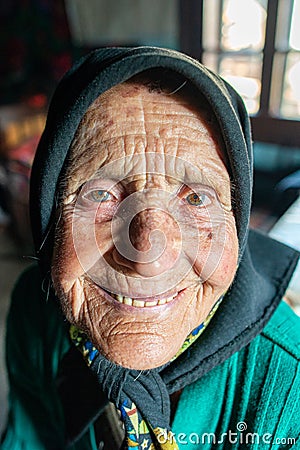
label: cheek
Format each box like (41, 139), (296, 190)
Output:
(51, 214), (90, 296)
(52, 213), (113, 292)
(52, 225), (79, 292)
(210, 232), (238, 287)
(191, 215), (238, 288)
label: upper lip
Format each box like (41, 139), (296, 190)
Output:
(86, 274), (199, 300)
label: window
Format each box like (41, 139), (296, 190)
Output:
(179, 0), (300, 145)
(202, 0), (267, 115)
(271, 0), (300, 119)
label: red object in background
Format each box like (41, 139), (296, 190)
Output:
(51, 52), (73, 82)
(27, 94), (48, 109)
(2, 135), (40, 249)
(7, 135), (39, 200)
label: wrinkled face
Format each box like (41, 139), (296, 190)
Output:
(52, 81), (239, 370)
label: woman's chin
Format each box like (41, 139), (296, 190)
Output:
(101, 336), (183, 370)
(106, 353), (171, 371)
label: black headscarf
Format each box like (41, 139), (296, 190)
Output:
(29, 47), (298, 447)
(30, 46), (252, 261)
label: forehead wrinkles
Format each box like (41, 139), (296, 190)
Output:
(71, 78), (219, 146)
(62, 81), (227, 194)
(91, 139), (228, 187)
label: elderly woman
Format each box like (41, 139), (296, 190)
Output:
(1, 47), (299, 449)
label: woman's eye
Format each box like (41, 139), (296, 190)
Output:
(186, 192), (211, 207)
(86, 190), (113, 203)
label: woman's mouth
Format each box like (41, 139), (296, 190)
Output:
(109, 292), (179, 307)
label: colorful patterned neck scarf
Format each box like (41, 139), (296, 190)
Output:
(70, 297), (222, 449)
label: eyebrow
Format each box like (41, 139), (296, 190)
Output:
(90, 163), (230, 200)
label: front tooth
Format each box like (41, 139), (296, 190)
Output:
(158, 298), (167, 305)
(112, 293), (177, 307)
(146, 301), (158, 307)
(124, 297), (133, 306)
(133, 299), (145, 307)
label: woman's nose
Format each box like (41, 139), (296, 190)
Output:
(113, 208), (181, 277)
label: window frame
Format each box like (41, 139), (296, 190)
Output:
(179, 0), (300, 146)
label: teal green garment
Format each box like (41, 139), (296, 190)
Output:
(1, 266), (97, 450)
(1, 266), (300, 449)
(172, 300), (300, 449)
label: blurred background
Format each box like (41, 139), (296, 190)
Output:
(0, 0), (300, 434)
